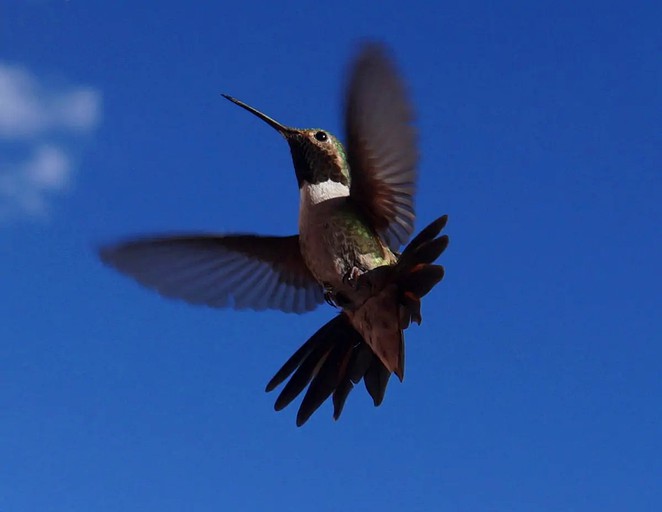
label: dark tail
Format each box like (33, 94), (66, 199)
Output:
(266, 215), (449, 426)
(265, 314), (389, 426)
(395, 214), (449, 328)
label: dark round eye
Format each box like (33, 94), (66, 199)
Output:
(314, 131), (328, 142)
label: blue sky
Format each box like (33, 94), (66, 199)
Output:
(2, 1), (660, 510)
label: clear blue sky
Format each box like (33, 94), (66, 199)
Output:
(2, 1), (660, 511)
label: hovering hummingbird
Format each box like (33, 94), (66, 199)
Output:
(100, 43), (449, 426)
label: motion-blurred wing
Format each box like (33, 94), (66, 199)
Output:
(99, 234), (324, 314)
(345, 43), (418, 250)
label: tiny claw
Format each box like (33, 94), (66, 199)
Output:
(343, 266), (364, 289)
(323, 283), (338, 308)
(324, 292), (337, 308)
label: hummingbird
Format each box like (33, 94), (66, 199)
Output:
(100, 43), (449, 425)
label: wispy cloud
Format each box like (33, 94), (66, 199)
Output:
(0, 62), (101, 222)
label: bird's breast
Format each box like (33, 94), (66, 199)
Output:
(298, 213), (344, 286)
(298, 180), (351, 279)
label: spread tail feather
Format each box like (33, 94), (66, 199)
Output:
(353, 215), (449, 375)
(266, 314), (390, 426)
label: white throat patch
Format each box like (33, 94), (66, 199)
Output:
(300, 180), (350, 206)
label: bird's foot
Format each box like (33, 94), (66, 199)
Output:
(323, 283), (338, 308)
(342, 266), (365, 289)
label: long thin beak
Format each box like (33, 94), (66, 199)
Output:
(222, 94), (294, 136)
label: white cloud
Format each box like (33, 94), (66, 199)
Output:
(0, 62), (101, 222)
(25, 144), (71, 190)
(0, 144), (72, 218)
(0, 63), (101, 138)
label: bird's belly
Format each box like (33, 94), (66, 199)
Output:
(299, 226), (345, 287)
(299, 214), (396, 310)
(298, 193), (397, 306)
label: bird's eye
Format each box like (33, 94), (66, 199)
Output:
(314, 131), (328, 142)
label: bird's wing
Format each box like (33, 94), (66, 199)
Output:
(99, 234), (324, 314)
(345, 43), (417, 250)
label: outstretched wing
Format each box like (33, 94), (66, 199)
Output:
(345, 43), (418, 250)
(99, 234), (324, 314)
